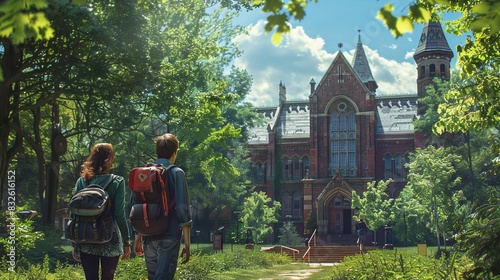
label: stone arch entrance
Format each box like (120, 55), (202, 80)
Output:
(327, 194), (352, 234)
(316, 173), (354, 235)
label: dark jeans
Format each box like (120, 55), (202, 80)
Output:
(80, 252), (120, 280)
(143, 238), (181, 280)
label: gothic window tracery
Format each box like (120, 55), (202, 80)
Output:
(329, 101), (356, 177)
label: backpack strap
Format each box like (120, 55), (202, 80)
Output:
(84, 174), (115, 190)
(159, 165), (176, 217)
(100, 174), (115, 191)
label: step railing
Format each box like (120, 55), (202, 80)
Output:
(302, 228), (317, 263)
(276, 245), (299, 261)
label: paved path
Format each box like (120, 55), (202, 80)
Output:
(259, 263), (336, 280)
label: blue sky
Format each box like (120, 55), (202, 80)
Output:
(231, 1), (468, 107)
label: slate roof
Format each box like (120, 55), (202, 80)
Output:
(414, 21), (453, 58)
(375, 95), (418, 134)
(276, 101), (310, 138)
(248, 107), (276, 144)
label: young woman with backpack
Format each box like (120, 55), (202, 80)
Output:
(71, 143), (131, 280)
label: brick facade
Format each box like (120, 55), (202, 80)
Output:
(247, 22), (453, 242)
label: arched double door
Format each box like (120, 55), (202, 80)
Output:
(316, 173), (355, 235)
(327, 194), (352, 234)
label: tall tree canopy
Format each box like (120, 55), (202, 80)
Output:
(0, 0), (259, 225)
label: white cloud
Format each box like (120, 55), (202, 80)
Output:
(405, 51), (415, 60)
(234, 21), (417, 107)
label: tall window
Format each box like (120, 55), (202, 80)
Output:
(281, 192), (291, 216)
(384, 153), (406, 179)
(384, 154), (393, 179)
(302, 156), (310, 178)
(282, 157), (290, 180)
(292, 192), (302, 217)
(394, 154), (403, 179)
(330, 102), (356, 176)
(420, 65), (425, 78)
(292, 156), (301, 180)
(253, 162), (267, 184)
(338, 65), (344, 83)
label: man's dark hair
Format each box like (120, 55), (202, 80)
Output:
(155, 133), (179, 159)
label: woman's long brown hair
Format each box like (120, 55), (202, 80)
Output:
(80, 143), (115, 181)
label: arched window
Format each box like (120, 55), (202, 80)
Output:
(420, 65), (425, 78)
(430, 64), (436, 77)
(282, 157), (290, 180)
(254, 162), (264, 184)
(440, 64), (446, 78)
(404, 153), (410, 178)
(281, 192), (291, 216)
(330, 101), (356, 177)
(302, 156), (310, 178)
(292, 156), (301, 180)
(394, 154), (403, 179)
(384, 154), (393, 179)
(292, 192), (302, 217)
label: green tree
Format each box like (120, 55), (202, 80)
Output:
(278, 221), (304, 246)
(393, 182), (433, 246)
(352, 179), (394, 245)
(240, 191), (281, 243)
(1, 0), (260, 233)
(405, 146), (462, 253)
(458, 191), (500, 278)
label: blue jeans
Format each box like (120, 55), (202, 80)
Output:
(143, 238), (181, 280)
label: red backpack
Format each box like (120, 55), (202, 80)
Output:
(128, 164), (175, 236)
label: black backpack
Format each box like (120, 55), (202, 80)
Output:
(66, 175), (116, 245)
(128, 164), (175, 236)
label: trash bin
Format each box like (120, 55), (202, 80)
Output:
(383, 226), (393, 249)
(417, 244), (427, 256)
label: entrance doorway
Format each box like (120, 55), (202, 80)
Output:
(327, 194), (352, 234)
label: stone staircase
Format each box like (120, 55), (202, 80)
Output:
(262, 245), (377, 263)
(315, 234), (359, 246)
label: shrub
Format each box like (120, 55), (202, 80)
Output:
(176, 249), (291, 279)
(0, 255), (84, 280)
(328, 249), (467, 280)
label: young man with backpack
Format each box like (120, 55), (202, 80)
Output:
(132, 133), (192, 280)
(356, 218), (368, 252)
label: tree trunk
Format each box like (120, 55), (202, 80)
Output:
(0, 39), (22, 208)
(433, 196), (441, 254)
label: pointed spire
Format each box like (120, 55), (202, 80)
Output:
(309, 78), (316, 94)
(279, 81), (286, 104)
(352, 30), (378, 91)
(413, 21), (454, 60)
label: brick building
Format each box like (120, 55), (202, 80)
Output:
(246, 22), (453, 242)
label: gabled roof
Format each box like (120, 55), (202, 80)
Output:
(352, 35), (377, 85)
(310, 50), (372, 98)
